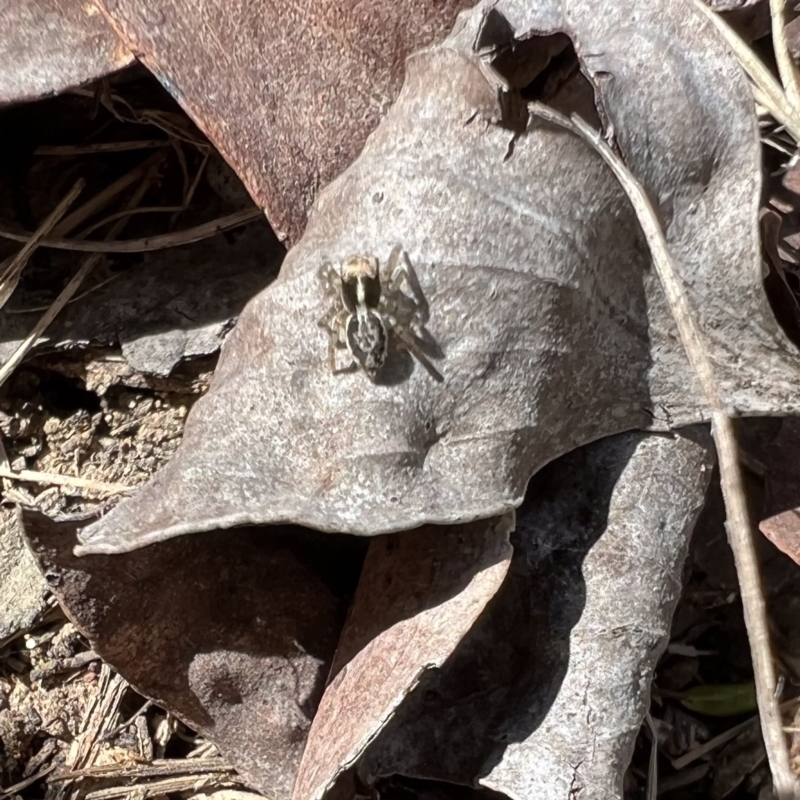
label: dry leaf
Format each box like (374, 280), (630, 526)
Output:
(342, 430), (713, 800)
(758, 418), (800, 566)
(294, 516), (513, 800)
(74, 0), (800, 558)
(91, 0), (476, 243)
(22, 513), (354, 800)
(0, 0), (132, 104)
(760, 510), (800, 565)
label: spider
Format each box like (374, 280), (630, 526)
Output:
(318, 244), (441, 381)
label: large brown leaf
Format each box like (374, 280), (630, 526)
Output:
(0, 0), (131, 104)
(23, 514), (353, 799)
(74, 0), (800, 557)
(295, 516), (513, 800)
(91, 0), (475, 243)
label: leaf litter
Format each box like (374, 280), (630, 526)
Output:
(0, 66), (281, 800)
(4, 1), (800, 800)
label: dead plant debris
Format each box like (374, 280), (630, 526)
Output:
(2, 3), (800, 800)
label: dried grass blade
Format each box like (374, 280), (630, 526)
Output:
(34, 140), (168, 156)
(0, 178), (85, 309)
(770, 0), (800, 115)
(0, 166), (156, 389)
(0, 466), (134, 495)
(528, 101), (800, 800)
(693, 0), (800, 142)
(0, 208), (262, 254)
(52, 151), (163, 237)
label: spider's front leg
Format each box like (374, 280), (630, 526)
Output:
(383, 245), (429, 335)
(318, 307), (356, 375)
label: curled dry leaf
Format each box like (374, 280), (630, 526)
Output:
(21, 511), (512, 800)
(348, 429), (713, 800)
(22, 513), (351, 800)
(0, 0), (132, 104)
(74, 0), (800, 558)
(294, 515), (513, 800)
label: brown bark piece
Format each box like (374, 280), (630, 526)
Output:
(293, 515), (513, 800)
(0, 0), (132, 104)
(91, 0), (474, 244)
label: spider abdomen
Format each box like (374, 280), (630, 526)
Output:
(346, 311), (388, 377)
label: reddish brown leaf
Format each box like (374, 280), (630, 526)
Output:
(22, 512), (349, 800)
(293, 516), (513, 800)
(91, 0), (474, 244)
(0, 0), (132, 104)
(760, 509), (800, 566)
(757, 418), (800, 567)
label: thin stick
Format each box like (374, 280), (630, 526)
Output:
(0, 208), (262, 253)
(0, 466), (134, 495)
(100, 699), (153, 742)
(5, 274), (122, 314)
(171, 150), (209, 227)
(644, 712), (659, 800)
(671, 715), (759, 770)
(528, 102), (799, 799)
(0, 764), (58, 798)
(0, 257), (100, 387)
(35, 140), (167, 156)
(770, 0), (800, 115)
(753, 85), (800, 144)
(0, 179), (85, 308)
(78, 206), (187, 237)
(671, 697), (800, 770)
(0, 167), (156, 390)
(52, 152), (163, 237)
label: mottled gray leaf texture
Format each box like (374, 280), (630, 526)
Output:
(355, 429), (713, 800)
(75, 0), (799, 556)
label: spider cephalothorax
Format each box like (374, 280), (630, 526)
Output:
(319, 246), (440, 381)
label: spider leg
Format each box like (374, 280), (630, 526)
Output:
(384, 247), (429, 325)
(390, 320), (444, 383)
(318, 308), (355, 374)
(384, 244), (403, 283)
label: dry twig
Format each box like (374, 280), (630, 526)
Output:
(528, 101), (799, 799)
(770, 0), (800, 117)
(54, 665), (130, 800)
(0, 179), (85, 309)
(0, 466), (134, 496)
(0, 208), (262, 254)
(52, 152), (163, 238)
(0, 161), (158, 389)
(693, 0), (800, 142)
(34, 140), (168, 156)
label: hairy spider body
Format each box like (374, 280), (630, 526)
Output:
(346, 309), (388, 374)
(319, 245), (439, 381)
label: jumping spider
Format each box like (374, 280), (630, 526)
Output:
(319, 245), (440, 381)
